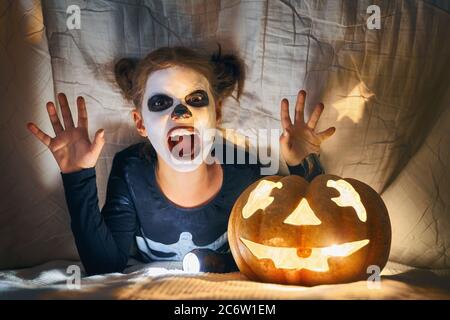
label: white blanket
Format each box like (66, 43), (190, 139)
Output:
(1, 260), (450, 299)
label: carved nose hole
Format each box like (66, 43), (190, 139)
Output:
(297, 248), (312, 258)
(171, 104), (192, 120)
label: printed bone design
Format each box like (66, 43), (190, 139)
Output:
(136, 230), (228, 260)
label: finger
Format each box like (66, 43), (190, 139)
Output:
(77, 96), (88, 128)
(294, 90), (306, 124)
(46, 102), (64, 134)
(91, 129), (105, 159)
(58, 93), (75, 129)
(280, 98), (293, 133)
(317, 126), (336, 141)
(27, 122), (51, 147)
(279, 130), (291, 148)
(307, 103), (324, 129)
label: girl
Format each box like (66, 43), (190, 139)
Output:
(27, 46), (335, 275)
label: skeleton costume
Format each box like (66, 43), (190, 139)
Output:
(61, 67), (324, 275)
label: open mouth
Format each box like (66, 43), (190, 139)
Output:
(167, 126), (201, 160)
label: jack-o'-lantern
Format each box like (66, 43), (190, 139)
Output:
(228, 174), (391, 286)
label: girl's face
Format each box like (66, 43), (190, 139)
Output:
(140, 66), (217, 172)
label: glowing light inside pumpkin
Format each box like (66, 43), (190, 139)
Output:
(327, 179), (367, 222)
(240, 238), (370, 272)
(321, 239), (370, 257)
(283, 198), (322, 226)
(242, 180), (283, 219)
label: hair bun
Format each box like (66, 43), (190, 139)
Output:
(114, 58), (139, 101)
(210, 45), (245, 100)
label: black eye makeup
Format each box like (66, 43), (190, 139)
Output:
(185, 90), (209, 107)
(147, 94), (174, 112)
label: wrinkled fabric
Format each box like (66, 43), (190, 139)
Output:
(1, 0), (449, 270)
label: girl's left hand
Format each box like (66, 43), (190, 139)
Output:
(280, 90), (335, 166)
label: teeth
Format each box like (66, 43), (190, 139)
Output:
(168, 128), (195, 138)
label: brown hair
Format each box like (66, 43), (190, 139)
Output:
(114, 45), (245, 110)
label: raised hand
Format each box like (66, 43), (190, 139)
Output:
(280, 90), (335, 166)
(27, 93), (105, 173)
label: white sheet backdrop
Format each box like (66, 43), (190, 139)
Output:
(1, 0), (449, 270)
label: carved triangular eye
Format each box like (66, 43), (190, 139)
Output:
(284, 199), (322, 226)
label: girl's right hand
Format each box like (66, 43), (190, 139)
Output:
(27, 93), (105, 174)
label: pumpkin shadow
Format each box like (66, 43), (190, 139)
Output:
(383, 269), (450, 293)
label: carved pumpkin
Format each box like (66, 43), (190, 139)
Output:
(228, 174), (391, 286)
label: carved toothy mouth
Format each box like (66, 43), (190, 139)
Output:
(240, 237), (370, 272)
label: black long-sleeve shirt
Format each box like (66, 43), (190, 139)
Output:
(61, 142), (324, 275)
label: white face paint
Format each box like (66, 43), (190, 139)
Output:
(141, 66), (217, 172)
